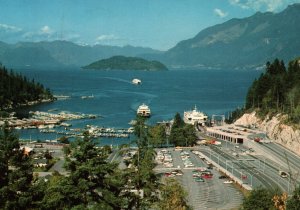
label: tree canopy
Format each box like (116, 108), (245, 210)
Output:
(230, 57), (300, 123)
(169, 113), (197, 147)
(0, 123), (34, 209)
(0, 64), (54, 110)
(83, 55), (168, 71)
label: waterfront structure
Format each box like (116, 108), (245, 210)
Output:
(206, 126), (244, 144)
(137, 103), (151, 117)
(184, 105), (207, 126)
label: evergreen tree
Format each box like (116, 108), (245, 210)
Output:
(42, 133), (126, 209)
(239, 58), (300, 123)
(0, 64), (54, 110)
(148, 124), (167, 147)
(126, 116), (159, 209)
(169, 113), (196, 146)
(241, 187), (278, 210)
(286, 186), (300, 210)
(0, 122), (34, 209)
(172, 112), (184, 129)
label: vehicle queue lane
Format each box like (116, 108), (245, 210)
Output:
(200, 145), (292, 192)
(219, 139), (300, 192)
(262, 143), (300, 177)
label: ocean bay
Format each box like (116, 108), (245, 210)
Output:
(15, 68), (261, 144)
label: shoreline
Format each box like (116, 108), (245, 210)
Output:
(1, 98), (56, 112)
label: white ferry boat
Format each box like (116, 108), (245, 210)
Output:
(132, 78), (141, 85)
(137, 103), (151, 117)
(184, 105), (207, 126)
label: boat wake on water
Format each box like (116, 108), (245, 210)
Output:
(101, 76), (132, 84)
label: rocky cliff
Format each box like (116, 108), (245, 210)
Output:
(234, 112), (300, 155)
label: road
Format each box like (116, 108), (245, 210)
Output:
(197, 137), (300, 194)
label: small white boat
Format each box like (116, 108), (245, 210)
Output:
(81, 94), (94, 99)
(137, 103), (151, 117)
(132, 78), (141, 85)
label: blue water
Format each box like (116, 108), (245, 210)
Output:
(15, 68), (261, 144)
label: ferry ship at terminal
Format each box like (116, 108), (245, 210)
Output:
(184, 105), (207, 126)
(137, 103), (151, 117)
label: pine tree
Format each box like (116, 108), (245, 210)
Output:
(42, 133), (125, 209)
(0, 122), (34, 209)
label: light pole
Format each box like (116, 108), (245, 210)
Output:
(248, 173), (253, 186)
(226, 160), (231, 171)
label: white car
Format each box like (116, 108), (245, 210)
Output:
(224, 180), (233, 184)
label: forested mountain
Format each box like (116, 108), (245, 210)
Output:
(0, 41), (162, 68)
(227, 58), (300, 124)
(246, 57), (300, 122)
(0, 65), (54, 110)
(83, 56), (168, 71)
(153, 3), (300, 69)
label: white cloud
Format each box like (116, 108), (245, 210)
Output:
(40, 25), (53, 35)
(94, 34), (125, 45)
(95, 34), (119, 41)
(214, 8), (228, 18)
(229, 0), (300, 12)
(0, 23), (22, 33)
(22, 25), (56, 41)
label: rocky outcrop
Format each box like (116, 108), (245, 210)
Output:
(234, 112), (300, 155)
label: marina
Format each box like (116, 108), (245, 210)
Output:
(1, 110), (133, 141)
(0, 111), (97, 129)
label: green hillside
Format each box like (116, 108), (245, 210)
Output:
(0, 65), (54, 110)
(227, 57), (300, 123)
(83, 55), (168, 71)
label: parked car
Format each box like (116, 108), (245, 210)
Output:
(195, 177), (205, 182)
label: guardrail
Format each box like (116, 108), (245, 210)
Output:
(198, 151), (253, 191)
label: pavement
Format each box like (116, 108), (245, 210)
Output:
(155, 148), (244, 210)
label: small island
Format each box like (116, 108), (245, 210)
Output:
(82, 55), (168, 71)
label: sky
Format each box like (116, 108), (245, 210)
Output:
(0, 0), (300, 50)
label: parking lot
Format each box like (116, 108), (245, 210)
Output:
(155, 148), (244, 210)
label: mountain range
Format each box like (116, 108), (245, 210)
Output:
(0, 41), (162, 69)
(157, 3), (300, 69)
(0, 3), (299, 70)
